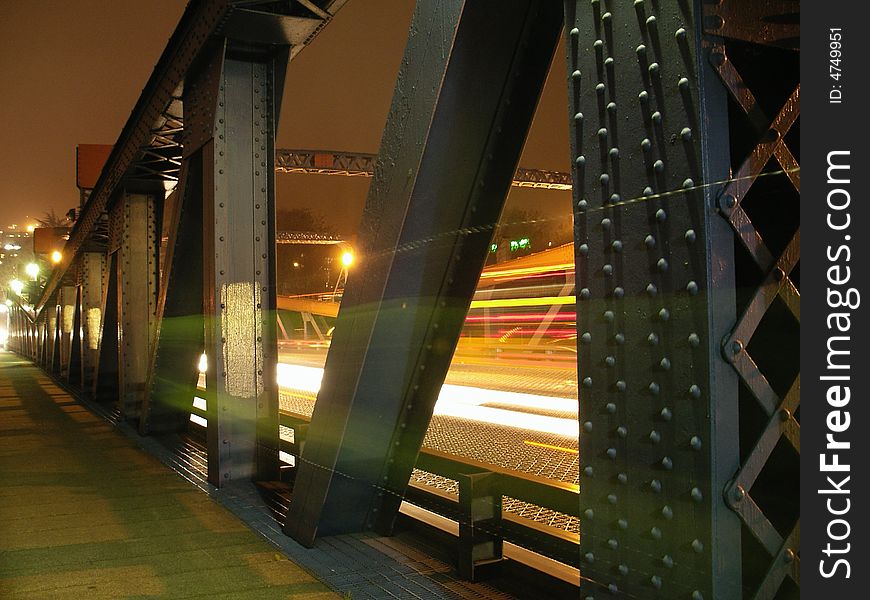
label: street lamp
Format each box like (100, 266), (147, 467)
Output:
(51, 250), (63, 264)
(341, 250), (354, 268)
(9, 279), (24, 296)
(25, 262), (39, 280)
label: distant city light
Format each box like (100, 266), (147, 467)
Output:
(9, 279), (24, 295)
(26, 224), (35, 233)
(50, 250), (63, 264)
(341, 251), (354, 267)
(3, 243), (20, 251)
(25, 263), (39, 279)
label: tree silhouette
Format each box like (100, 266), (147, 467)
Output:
(35, 208), (69, 228)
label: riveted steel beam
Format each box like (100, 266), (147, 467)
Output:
(114, 192), (160, 420)
(141, 163), (204, 434)
(183, 44), (287, 486)
(79, 252), (106, 392)
(283, 0), (563, 546)
(58, 286), (76, 379)
(93, 253), (121, 403)
(564, 0), (740, 597)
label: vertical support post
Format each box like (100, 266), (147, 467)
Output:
(67, 286), (83, 388)
(195, 47), (284, 486)
(94, 253), (120, 403)
(59, 286), (76, 377)
(49, 300), (60, 375)
(563, 0), (740, 597)
(457, 472), (503, 582)
(284, 0), (562, 545)
(117, 192), (159, 420)
(80, 252), (105, 391)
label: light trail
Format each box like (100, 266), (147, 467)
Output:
(275, 364), (579, 438)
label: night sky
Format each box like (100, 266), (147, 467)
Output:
(0, 0), (571, 235)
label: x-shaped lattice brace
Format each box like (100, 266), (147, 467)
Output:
(711, 44), (800, 598)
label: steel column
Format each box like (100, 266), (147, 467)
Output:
(79, 252), (105, 391)
(58, 286), (76, 377)
(192, 46), (285, 486)
(564, 0), (740, 597)
(116, 192), (159, 419)
(284, 0), (563, 546)
(67, 286), (83, 388)
(93, 253), (120, 403)
(141, 164), (204, 434)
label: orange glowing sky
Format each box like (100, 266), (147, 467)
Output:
(0, 0), (570, 234)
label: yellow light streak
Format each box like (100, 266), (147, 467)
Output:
(523, 440), (579, 454)
(479, 263), (574, 280)
(469, 295), (575, 310)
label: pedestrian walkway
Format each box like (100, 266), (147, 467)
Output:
(0, 350), (339, 599)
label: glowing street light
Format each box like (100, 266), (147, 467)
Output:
(25, 262), (39, 280)
(9, 279), (24, 296)
(50, 250), (63, 264)
(341, 250), (354, 268)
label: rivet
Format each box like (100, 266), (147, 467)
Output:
(650, 479), (662, 493)
(662, 554), (674, 568)
(658, 308), (670, 321)
(584, 466), (595, 477)
(731, 339), (744, 354)
(692, 539), (704, 553)
(596, 82), (606, 94)
(649, 382), (660, 395)
(583, 421), (593, 432)
(643, 186), (654, 196)
(584, 508), (595, 519)
(575, 155), (586, 167)
(613, 287), (624, 298)
(675, 27), (687, 41)
(644, 234), (656, 248)
(651, 576), (662, 590)
(611, 240), (623, 252)
(572, 69), (582, 81)
(785, 548), (796, 563)
(649, 63), (660, 77)
(606, 402), (617, 414)
(688, 333), (700, 347)
(692, 592), (704, 600)
(681, 127), (693, 141)
(614, 333), (625, 345)
(605, 355), (616, 367)
(607, 102), (617, 115)
(649, 430), (661, 444)
(660, 407), (672, 421)
(618, 564), (628, 576)
(661, 456), (673, 470)
(617, 426), (627, 438)
(580, 287), (591, 300)
(578, 199), (589, 210)
(661, 505), (673, 520)
(607, 493), (618, 504)
(647, 333), (659, 345)
(655, 208), (667, 222)
(687, 281), (699, 295)
(617, 472), (628, 484)
(679, 77), (690, 91)
(660, 357), (671, 370)
(584, 552), (595, 563)
(691, 487), (703, 502)
(579, 243), (589, 256)
(604, 310), (615, 322)
(607, 447), (617, 460)
(601, 217), (612, 230)
(574, 112), (584, 122)
(616, 380), (626, 392)
(598, 127), (608, 141)
(581, 332), (592, 344)
(657, 258), (669, 272)
(641, 137), (652, 152)
(608, 584), (618, 595)
(780, 408), (791, 422)
(583, 376), (594, 387)
(608, 538), (618, 550)
(647, 283), (658, 296)
(650, 527), (662, 540)
(636, 44), (647, 57)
